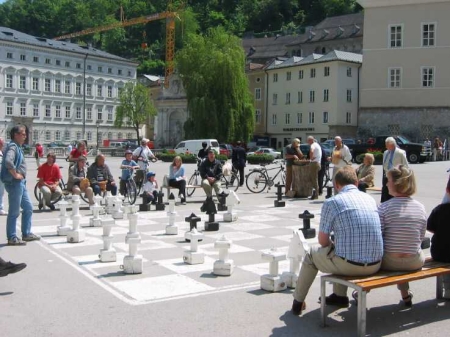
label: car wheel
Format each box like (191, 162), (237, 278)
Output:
(408, 152), (419, 164)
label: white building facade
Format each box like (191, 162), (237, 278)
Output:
(265, 51), (361, 149)
(357, 0), (450, 141)
(0, 27), (138, 146)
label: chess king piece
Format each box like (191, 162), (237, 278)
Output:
(99, 218), (116, 262)
(166, 193), (178, 235)
(299, 210), (316, 239)
(57, 199), (71, 236)
(67, 195), (85, 243)
(121, 207), (142, 274)
(183, 228), (204, 265)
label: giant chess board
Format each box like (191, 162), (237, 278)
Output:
(32, 202), (323, 305)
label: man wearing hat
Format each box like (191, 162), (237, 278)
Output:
(132, 138), (156, 171)
(120, 150), (139, 196)
(142, 171), (158, 204)
(199, 149), (224, 197)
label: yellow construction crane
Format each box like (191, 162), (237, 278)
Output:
(54, 3), (177, 88)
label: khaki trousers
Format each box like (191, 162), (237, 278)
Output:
(381, 251), (425, 291)
(285, 166), (293, 193)
(201, 179), (222, 197)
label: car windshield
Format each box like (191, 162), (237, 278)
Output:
(396, 136), (410, 144)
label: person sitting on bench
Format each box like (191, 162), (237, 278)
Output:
(378, 165), (427, 307)
(199, 149), (224, 198)
(355, 153), (375, 192)
(142, 172), (158, 204)
(168, 156), (186, 204)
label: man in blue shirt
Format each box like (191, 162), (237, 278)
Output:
(292, 166), (383, 315)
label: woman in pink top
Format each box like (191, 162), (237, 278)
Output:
(377, 165), (427, 307)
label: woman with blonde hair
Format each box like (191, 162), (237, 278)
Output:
(168, 156), (186, 204)
(355, 153), (375, 192)
(377, 165), (427, 307)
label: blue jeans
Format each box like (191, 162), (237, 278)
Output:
(0, 180), (5, 211)
(4, 179), (33, 239)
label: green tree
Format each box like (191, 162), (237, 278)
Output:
(176, 27), (254, 143)
(115, 82), (156, 143)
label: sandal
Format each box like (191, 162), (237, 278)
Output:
(402, 291), (413, 307)
(352, 290), (358, 305)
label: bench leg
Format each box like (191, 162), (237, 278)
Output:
(320, 278), (327, 327)
(357, 290), (367, 337)
(436, 275), (444, 299)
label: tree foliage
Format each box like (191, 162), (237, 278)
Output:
(177, 27), (254, 143)
(115, 82), (156, 143)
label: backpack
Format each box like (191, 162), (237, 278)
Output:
(0, 142), (23, 184)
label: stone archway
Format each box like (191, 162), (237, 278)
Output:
(168, 109), (185, 146)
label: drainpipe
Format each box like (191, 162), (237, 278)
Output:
(356, 64), (361, 138)
(82, 53), (88, 139)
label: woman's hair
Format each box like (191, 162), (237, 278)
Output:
(77, 141), (85, 148)
(172, 156), (182, 166)
(364, 153), (375, 165)
(387, 165), (416, 196)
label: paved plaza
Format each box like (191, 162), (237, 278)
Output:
(1, 156), (449, 337)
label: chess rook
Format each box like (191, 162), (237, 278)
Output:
(67, 195), (85, 243)
(213, 235), (234, 276)
(99, 218), (116, 262)
(260, 248), (287, 292)
(166, 193), (178, 235)
(57, 199), (71, 236)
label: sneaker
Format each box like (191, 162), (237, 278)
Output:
(320, 293), (350, 307)
(0, 210), (7, 215)
(291, 299), (306, 315)
(7, 237), (26, 246)
(22, 233), (41, 242)
(47, 203), (56, 211)
(181, 199), (187, 205)
(0, 261), (27, 277)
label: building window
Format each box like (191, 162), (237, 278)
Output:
(299, 70), (304, 79)
(65, 81), (71, 94)
(118, 132), (123, 139)
(64, 130), (71, 141)
(87, 65), (92, 70)
(347, 67), (352, 77)
(107, 86), (113, 98)
(107, 108), (113, 121)
(33, 56), (39, 63)
(6, 74), (13, 88)
(323, 111), (329, 124)
(76, 131), (82, 140)
(309, 90), (315, 103)
(255, 88), (261, 100)
(389, 24), (403, 48)
(422, 23), (436, 47)
(298, 91), (303, 104)
(286, 71), (291, 81)
(255, 109), (261, 124)
(117, 69), (122, 75)
(20, 54), (26, 61)
(346, 89), (352, 102)
(324, 67), (330, 77)
(76, 63), (81, 69)
(45, 58), (51, 64)
(98, 66), (103, 73)
(272, 114), (277, 125)
(45, 79), (51, 92)
(273, 73), (278, 83)
(6, 102), (13, 115)
(65, 106), (71, 118)
(45, 105), (51, 117)
(108, 68), (112, 74)
(346, 112), (352, 124)
(86, 83), (92, 96)
(297, 112), (302, 124)
(65, 61), (70, 68)
(33, 130), (39, 142)
(45, 131), (51, 141)
(33, 104), (39, 117)
(97, 107), (103, 120)
(20, 102), (26, 116)
(273, 93), (278, 105)
(128, 70), (132, 77)
(389, 68), (401, 88)
(87, 107), (92, 120)
(32, 77), (39, 91)
(87, 132), (92, 141)
(7, 52), (13, 59)
(108, 132), (113, 139)
(310, 68), (316, 78)
(55, 130), (61, 141)
(309, 112), (315, 124)
(55, 80), (61, 93)
(76, 107), (81, 119)
(422, 67), (435, 87)
(97, 84), (102, 97)
(285, 92), (291, 105)
(55, 105), (61, 118)
(56, 60), (61, 66)
(76, 82), (81, 95)
(323, 89), (329, 102)
(285, 113), (291, 125)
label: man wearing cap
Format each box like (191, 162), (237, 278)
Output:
(284, 138), (304, 195)
(132, 138), (156, 171)
(142, 171), (158, 204)
(199, 149), (224, 197)
(120, 150), (139, 196)
(232, 141), (247, 186)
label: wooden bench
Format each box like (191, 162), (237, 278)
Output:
(320, 258), (450, 337)
(160, 175), (202, 202)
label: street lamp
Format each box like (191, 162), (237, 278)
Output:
(96, 120), (100, 153)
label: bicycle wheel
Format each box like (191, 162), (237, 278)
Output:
(187, 173), (200, 197)
(125, 179), (137, 205)
(221, 173), (239, 192)
(134, 170), (145, 195)
(34, 182), (63, 209)
(246, 170), (268, 193)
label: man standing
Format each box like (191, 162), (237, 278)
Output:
(198, 142), (208, 160)
(37, 153), (62, 210)
(1, 125), (40, 245)
(381, 137), (408, 202)
(199, 149), (224, 197)
(291, 167), (383, 315)
(132, 138), (156, 171)
(232, 141), (247, 186)
(307, 136), (322, 199)
(284, 138), (304, 195)
(330, 136), (352, 193)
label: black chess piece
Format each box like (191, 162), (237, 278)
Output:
(155, 190), (165, 211)
(274, 183), (285, 207)
(202, 196), (219, 231)
(217, 191), (228, 212)
(299, 210), (316, 239)
(184, 213), (202, 242)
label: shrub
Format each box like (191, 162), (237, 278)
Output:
(247, 154), (275, 165)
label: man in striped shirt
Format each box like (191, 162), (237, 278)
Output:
(292, 166), (383, 315)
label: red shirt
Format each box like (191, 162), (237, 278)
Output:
(70, 148), (87, 159)
(37, 163), (62, 185)
(36, 145), (44, 157)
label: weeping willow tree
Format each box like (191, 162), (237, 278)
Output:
(176, 27), (255, 142)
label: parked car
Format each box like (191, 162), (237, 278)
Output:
(300, 144), (332, 159)
(321, 138), (356, 148)
(46, 141), (67, 148)
(248, 147), (282, 159)
(220, 144), (233, 158)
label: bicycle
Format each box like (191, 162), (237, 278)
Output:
(120, 167), (138, 205)
(246, 160), (286, 193)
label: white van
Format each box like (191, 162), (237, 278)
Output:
(174, 139), (220, 156)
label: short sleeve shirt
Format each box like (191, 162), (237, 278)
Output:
(285, 144), (301, 166)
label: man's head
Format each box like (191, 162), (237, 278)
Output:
(292, 138), (301, 148)
(95, 154), (105, 166)
(10, 125), (26, 145)
(334, 166), (358, 192)
(236, 141), (242, 147)
(202, 141), (207, 149)
(77, 156), (87, 167)
(141, 138), (149, 146)
(46, 152), (56, 165)
(307, 136), (315, 145)
(207, 149), (215, 161)
(77, 141), (86, 151)
(334, 136), (342, 147)
(385, 137), (397, 151)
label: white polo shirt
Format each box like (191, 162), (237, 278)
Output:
(310, 142), (322, 163)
